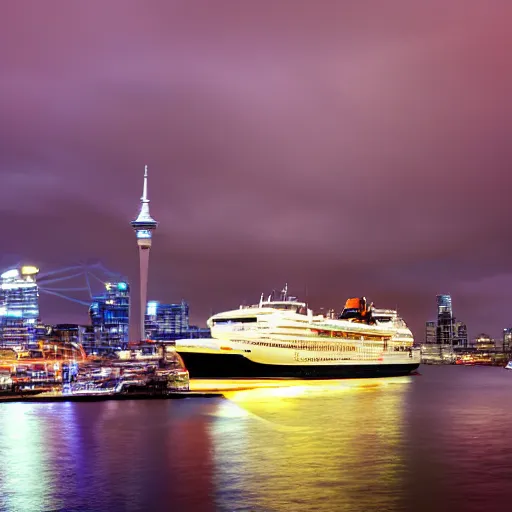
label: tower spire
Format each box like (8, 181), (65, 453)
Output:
(142, 165), (148, 202)
(131, 165), (159, 342)
(134, 165), (155, 225)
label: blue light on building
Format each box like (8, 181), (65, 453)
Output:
(0, 266), (40, 346)
(145, 300), (189, 340)
(89, 281), (130, 348)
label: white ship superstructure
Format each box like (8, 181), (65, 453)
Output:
(176, 285), (420, 378)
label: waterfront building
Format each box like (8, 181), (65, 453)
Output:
(436, 294), (454, 345)
(131, 165), (158, 342)
(474, 333), (495, 352)
(34, 323), (50, 343)
(89, 281), (130, 348)
(503, 328), (512, 352)
(425, 321), (436, 344)
(453, 321), (468, 349)
(428, 294), (467, 347)
(50, 324), (94, 345)
(46, 324), (97, 354)
(51, 324), (84, 344)
(145, 300), (190, 340)
(0, 266), (40, 346)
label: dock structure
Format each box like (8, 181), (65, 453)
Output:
(0, 343), (195, 400)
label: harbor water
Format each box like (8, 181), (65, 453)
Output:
(0, 365), (511, 512)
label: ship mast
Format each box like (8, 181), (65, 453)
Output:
(281, 283), (288, 301)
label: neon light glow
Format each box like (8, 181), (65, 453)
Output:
(21, 266), (39, 275)
(147, 301), (158, 316)
(0, 283), (37, 290)
(1, 269), (19, 279)
(136, 230), (152, 239)
(4, 310), (23, 318)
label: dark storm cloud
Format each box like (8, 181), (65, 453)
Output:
(1, 0), (512, 339)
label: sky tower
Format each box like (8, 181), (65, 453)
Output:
(131, 165), (158, 341)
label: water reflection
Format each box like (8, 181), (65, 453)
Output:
(212, 377), (412, 512)
(1, 368), (511, 511)
(0, 404), (63, 511)
(0, 400), (217, 512)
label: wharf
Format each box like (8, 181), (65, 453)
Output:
(0, 390), (223, 403)
(0, 378), (302, 402)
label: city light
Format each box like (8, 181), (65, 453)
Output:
(147, 301), (158, 316)
(1, 269), (19, 279)
(0, 282), (37, 290)
(21, 266), (39, 275)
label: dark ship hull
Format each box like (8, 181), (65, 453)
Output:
(178, 351), (419, 379)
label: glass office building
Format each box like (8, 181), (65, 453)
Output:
(0, 266), (40, 346)
(436, 294), (454, 345)
(453, 321), (468, 348)
(89, 281), (130, 348)
(425, 321), (437, 344)
(145, 300), (189, 340)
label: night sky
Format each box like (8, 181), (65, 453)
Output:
(1, 1), (512, 341)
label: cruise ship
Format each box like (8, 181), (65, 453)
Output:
(175, 286), (420, 379)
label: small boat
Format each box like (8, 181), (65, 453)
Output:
(505, 361), (512, 370)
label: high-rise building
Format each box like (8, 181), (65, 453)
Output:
(89, 281), (130, 348)
(427, 295), (467, 348)
(145, 300), (190, 340)
(436, 294), (454, 345)
(131, 165), (158, 342)
(425, 321), (437, 344)
(503, 328), (512, 352)
(453, 321), (468, 348)
(437, 294), (452, 315)
(0, 266), (40, 346)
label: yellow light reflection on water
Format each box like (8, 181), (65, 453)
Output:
(191, 376), (412, 394)
(208, 376), (414, 512)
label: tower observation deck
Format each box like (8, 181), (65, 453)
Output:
(131, 165), (158, 342)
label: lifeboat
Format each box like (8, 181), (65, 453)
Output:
(339, 297), (372, 322)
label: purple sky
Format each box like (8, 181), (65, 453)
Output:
(1, 0), (512, 341)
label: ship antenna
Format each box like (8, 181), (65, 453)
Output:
(259, 293), (264, 307)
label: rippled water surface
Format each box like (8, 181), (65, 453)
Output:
(1, 365), (512, 512)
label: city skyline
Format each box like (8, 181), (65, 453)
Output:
(2, 1), (512, 340)
(1, 260), (511, 342)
